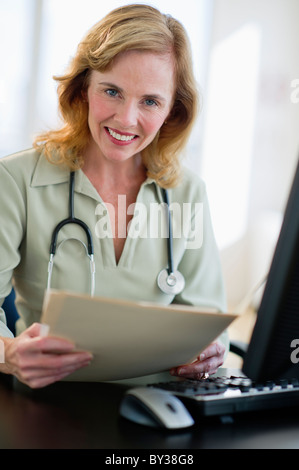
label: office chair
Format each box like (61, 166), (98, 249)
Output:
(229, 339), (248, 359)
(2, 289), (19, 336)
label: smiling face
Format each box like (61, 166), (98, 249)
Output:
(84, 50), (176, 167)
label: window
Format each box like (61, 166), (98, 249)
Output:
(0, 0), (36, 156)
(201, 24), (261, 249)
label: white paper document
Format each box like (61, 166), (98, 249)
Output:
(41, 290), (237, 382)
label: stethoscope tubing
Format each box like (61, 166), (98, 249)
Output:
(47, 171), (185, 296)
(161, 188), (174, 275)
(50, 172), (94, 257)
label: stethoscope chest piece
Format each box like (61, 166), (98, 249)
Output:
(157, 268), (185, 295)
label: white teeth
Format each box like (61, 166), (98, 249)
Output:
(107, 128), (135, 142)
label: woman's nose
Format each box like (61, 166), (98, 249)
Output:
(115, 100), (138, 128)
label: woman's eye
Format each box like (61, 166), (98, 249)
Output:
(106, 89), (119, 97)
(145, 99), (158, 107)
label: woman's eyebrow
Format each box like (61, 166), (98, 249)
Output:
(99, 81), (122, 91)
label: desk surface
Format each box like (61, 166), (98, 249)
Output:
(1, 370), (299, 450)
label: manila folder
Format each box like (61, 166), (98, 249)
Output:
(41, 289), (237, 382)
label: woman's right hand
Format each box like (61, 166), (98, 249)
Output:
(2, 323), (92, 388)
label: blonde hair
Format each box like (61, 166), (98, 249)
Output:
(34, 4), (199, 187)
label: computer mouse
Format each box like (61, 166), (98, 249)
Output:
(119, 387), (195, 429)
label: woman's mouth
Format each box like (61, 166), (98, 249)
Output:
(105, 127), (138, 143)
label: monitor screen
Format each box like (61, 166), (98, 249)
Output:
(243, 158), (299, 382)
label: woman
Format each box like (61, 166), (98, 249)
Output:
(0, 4), (227, 388)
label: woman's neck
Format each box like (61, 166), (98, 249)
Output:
(82, 146), (147, 195)
(82, 145), (147, 264)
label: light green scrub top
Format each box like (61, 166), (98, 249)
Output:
(0, 148), (228, 353)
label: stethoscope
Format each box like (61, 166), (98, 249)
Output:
(47, 171), (185, 297)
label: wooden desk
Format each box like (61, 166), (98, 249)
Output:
(1, 372), (299, 450)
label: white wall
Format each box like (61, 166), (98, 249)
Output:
(203, 0), (299, 308)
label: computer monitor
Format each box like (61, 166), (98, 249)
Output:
(243, 157), (299, 382)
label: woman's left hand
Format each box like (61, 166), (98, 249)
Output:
(170, 341), (226, 380)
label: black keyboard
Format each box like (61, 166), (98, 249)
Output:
(148, 376), (299, 416)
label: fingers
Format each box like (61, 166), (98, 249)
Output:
(6, 323), (93, 388)
(197, 341), (226, 363)
(15, 349), (92, 389)
(22, 323), (76, 354)
(170, 341), (226, 380)
(17, 353), (92, 389)
(25, 322), (48, 338)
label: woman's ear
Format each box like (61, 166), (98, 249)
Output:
(81, 89), (88, 103)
